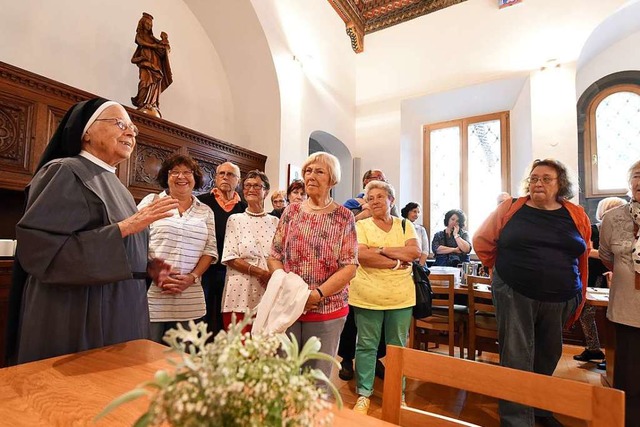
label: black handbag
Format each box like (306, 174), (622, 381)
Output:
(412, 262), (433, 318)
(401, 219), (434, 318)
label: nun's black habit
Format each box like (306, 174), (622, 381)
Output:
(6, 98), (150, 365)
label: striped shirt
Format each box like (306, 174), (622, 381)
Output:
(270, 202), (358, 321)
(138, 191), (218, 321)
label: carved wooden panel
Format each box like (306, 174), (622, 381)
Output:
(0, 94), (33, 174)
(126, 139), (181, 200)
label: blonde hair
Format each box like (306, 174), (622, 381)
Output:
(301, 152), (341, 186)
(595, 197), (626, 222)
(270, 190), (287, 203)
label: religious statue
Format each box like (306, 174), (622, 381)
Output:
(131, 13), (173, 118)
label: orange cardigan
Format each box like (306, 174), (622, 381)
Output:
(473, 196), (592, 327)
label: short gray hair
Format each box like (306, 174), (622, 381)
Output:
(628, 159), (640, 198)
(301, 152), (341, 186)
(365, 180), (396, 201)
(216, 161), (240, 178)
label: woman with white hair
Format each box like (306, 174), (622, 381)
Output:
(599, 159), (640, 426)
(268, 152), (358, 381)
(350, 180), (420, 415)
(573, 196), (626, 366)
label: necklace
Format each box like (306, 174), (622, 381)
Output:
(245, 208), (267, 217)
(307, 198), (334, 211)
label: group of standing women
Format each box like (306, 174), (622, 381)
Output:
(7, 98), (639, 427)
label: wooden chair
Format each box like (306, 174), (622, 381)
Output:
(409, 273), (465, 357)
(465, 275), (497, 361)
(381, 345), (625, 427)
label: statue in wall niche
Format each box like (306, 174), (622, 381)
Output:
(131, 12), (173, 118)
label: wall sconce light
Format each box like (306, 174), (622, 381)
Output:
(540, 59), (560, 71)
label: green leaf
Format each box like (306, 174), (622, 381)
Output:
(310, 369), (343, 409)
(95, 388), (149, 421)
(132, 411), (153, 427)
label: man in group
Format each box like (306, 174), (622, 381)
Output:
(344, 169), (399, 220)
(338, 169), (397, 380)
(198, 162), (247, 335)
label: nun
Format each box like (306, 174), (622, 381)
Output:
(6, 98), (178, 365)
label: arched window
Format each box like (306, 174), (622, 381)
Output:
(584, 84), (640, 197)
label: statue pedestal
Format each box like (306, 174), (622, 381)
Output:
(138, 107), (161, 118)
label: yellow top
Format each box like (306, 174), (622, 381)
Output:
(349, 217), (417, 310)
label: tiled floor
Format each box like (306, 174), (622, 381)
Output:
(331, 344), (605, 426)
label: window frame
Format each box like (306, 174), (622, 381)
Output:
(422, 111), (510, 238)
(584, 83), (640, 197)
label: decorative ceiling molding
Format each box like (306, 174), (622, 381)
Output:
(328, 0), (467, 53)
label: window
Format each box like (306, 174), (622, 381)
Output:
(423, 112), (510, 244)
(584, 84), (640, 197)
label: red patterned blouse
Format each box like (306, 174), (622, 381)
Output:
(270, 202), (358, 321)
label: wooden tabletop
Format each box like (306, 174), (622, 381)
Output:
(0, 340), (395, 426)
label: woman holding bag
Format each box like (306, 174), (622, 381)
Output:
(349, 180), (420, 415)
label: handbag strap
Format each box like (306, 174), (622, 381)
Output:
(402, 218), (406, 234)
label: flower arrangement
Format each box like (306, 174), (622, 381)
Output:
(97, 315), (342, 426)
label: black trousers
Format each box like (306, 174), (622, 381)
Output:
(613, 322), (640, 427)
(337, 305), (386, 363)
(201, 267), (226, 338)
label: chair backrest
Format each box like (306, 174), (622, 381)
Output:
(428, 273), (456, 314)
(466, 275), (493, 314)
(381, 345), (624, 427)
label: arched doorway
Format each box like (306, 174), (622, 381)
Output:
(309, 131), (353, 203)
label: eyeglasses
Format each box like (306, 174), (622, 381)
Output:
(94, 118), (139, 137)
(217, 171), (238, 178)
(169, 170), (194, 178)
(527, 176), (557, 185)
(243, 183), (265, 191)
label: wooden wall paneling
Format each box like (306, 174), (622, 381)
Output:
(0, 93), (35, 190)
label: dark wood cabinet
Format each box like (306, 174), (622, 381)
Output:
(0, 61), (267, 367)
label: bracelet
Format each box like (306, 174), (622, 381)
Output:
(316, 287), (325, 299)
(391, 259), (401, 270)
(454, 235), (460, 239)
(247, 265), (252, 276)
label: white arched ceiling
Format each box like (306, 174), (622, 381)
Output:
(309, 130), (354, 203)
(577, 0), (640, 69)
(183, 0), (281, 185)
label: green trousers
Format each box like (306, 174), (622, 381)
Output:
(353, 306), (412, 397)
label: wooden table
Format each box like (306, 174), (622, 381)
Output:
(0, 340), (395, 426)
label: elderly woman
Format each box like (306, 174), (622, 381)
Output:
(432, 209), (472, 267)
(350, 182), (420, 415)
(474, 158), (590, 427)
(8, 98), (177, 365)
(599, 160), (640, 427)
(286, 179), (307, 204)
(269, 189), (288, 218)
(138, 154), (218, 343)
(268, 152), (358, 381)
(574, 197), (625, 365)
(221, 170), (279, 333)
(401, 202), (431, 267)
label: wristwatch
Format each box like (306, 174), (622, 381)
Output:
(188, 272), (200, 282)
(377, 246), (384, 255)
